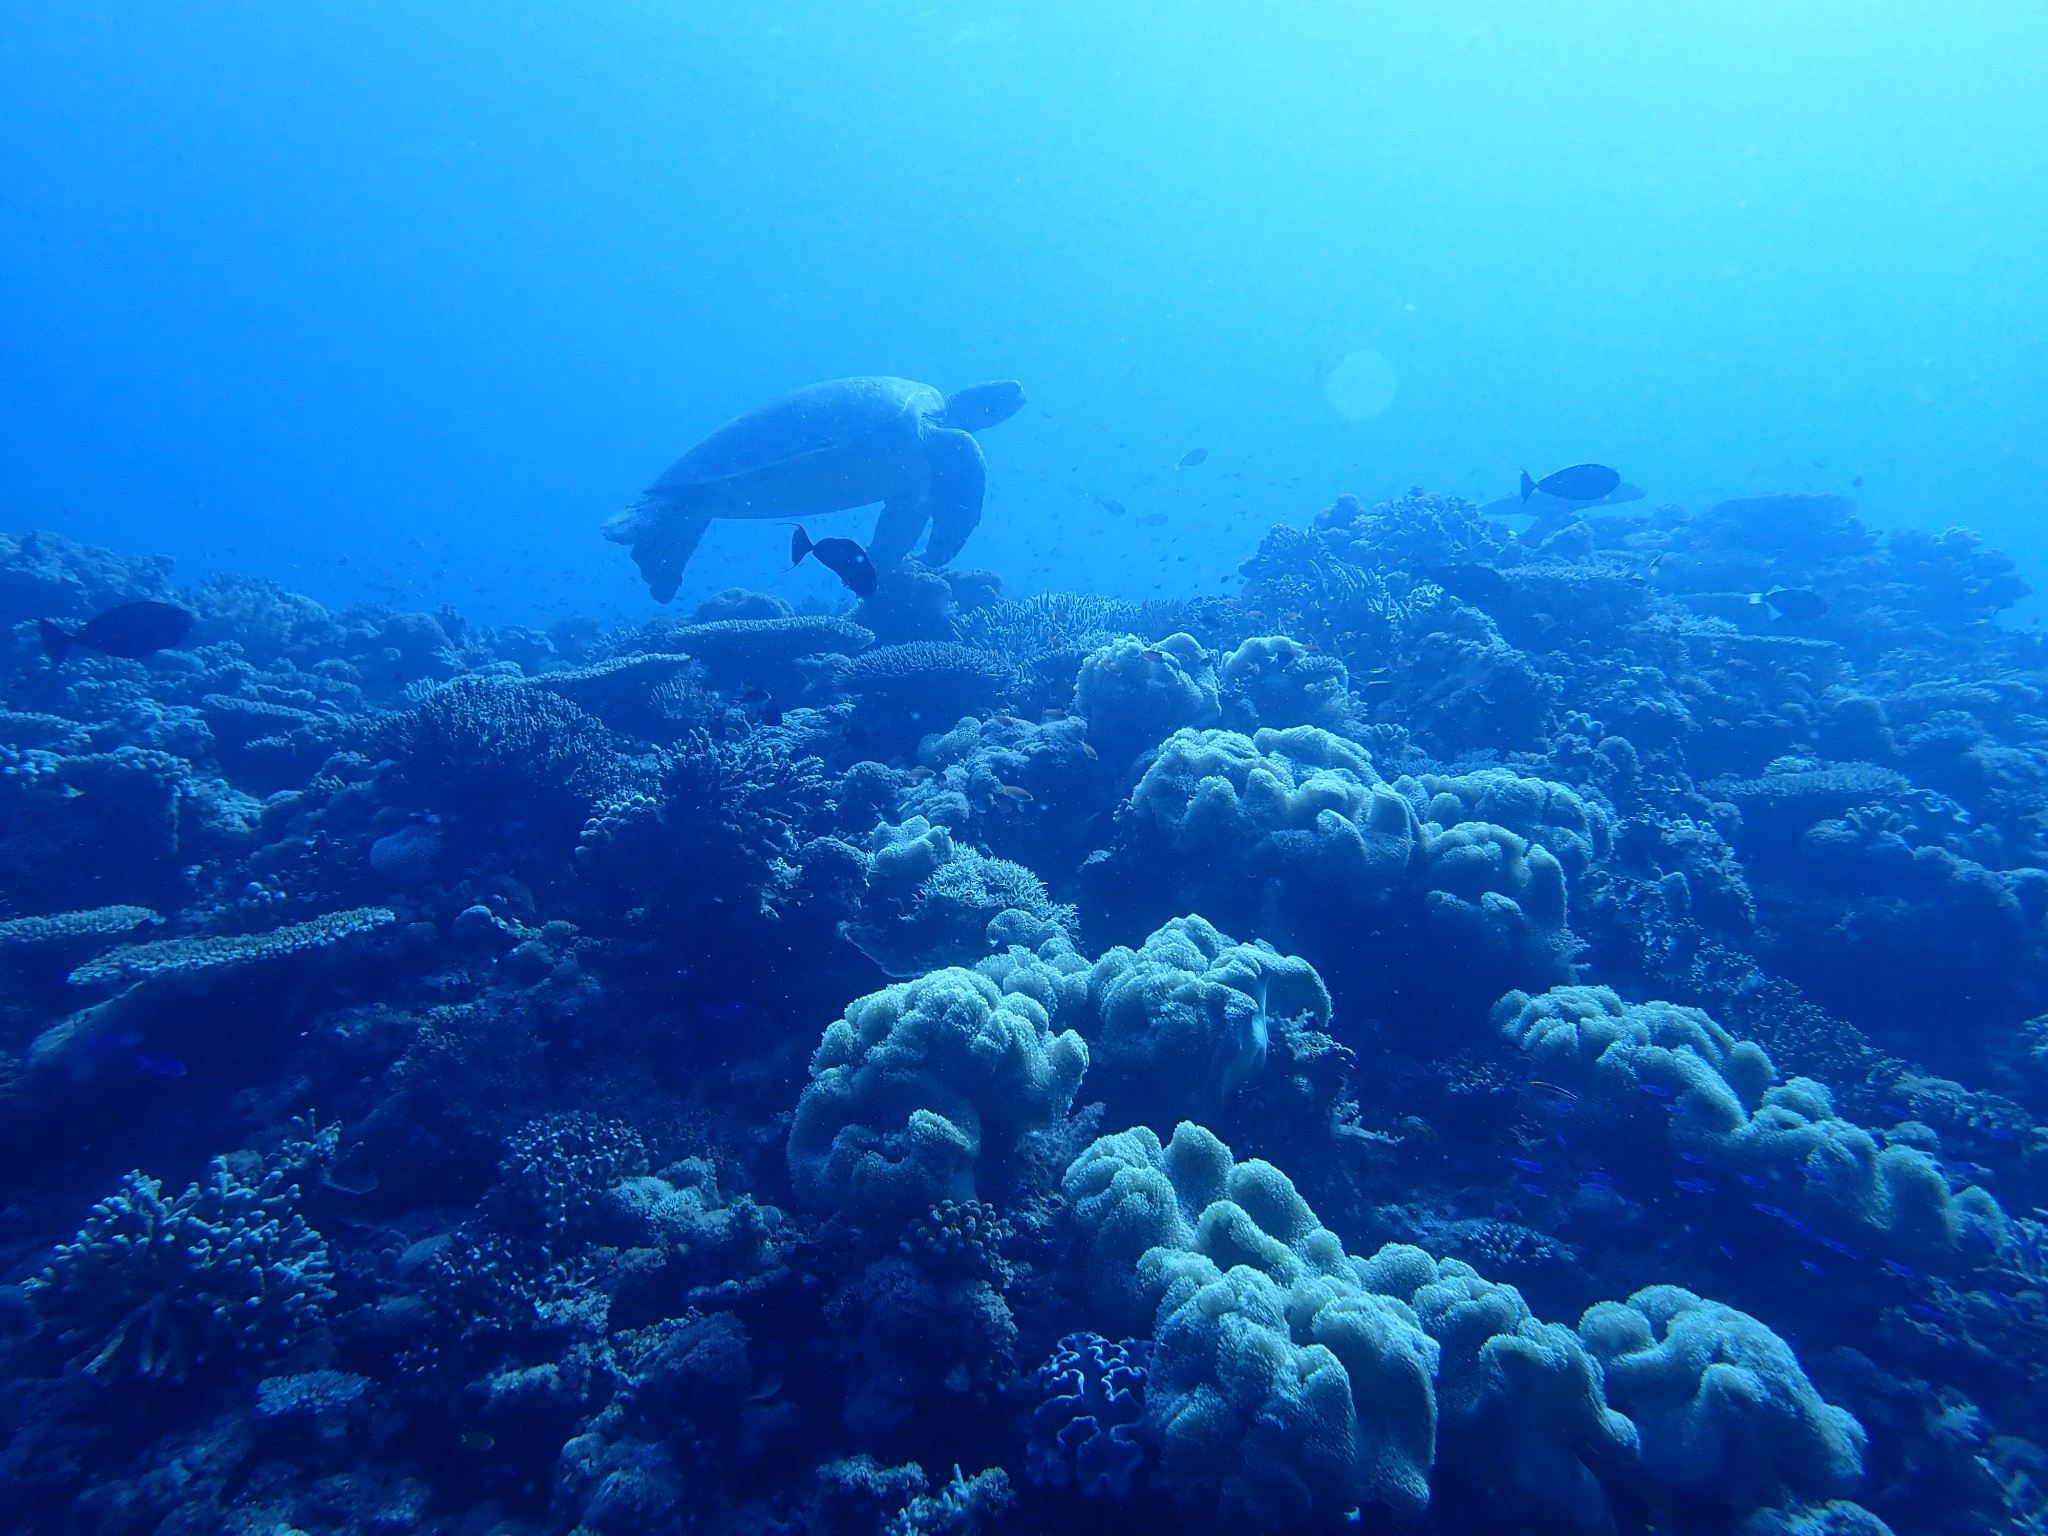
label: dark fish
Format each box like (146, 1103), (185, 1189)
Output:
(39, 600), (195, 664)
(790, 527), (878, 597)
(1521, 464), (1622, 504)
(1429, 563), (1512, 607)
(1753, 1202), (1812, 1234)
(1750, 587), (1828, 622)
(1097, 497), (1128, 516)
(1178, 448), (1210, 468)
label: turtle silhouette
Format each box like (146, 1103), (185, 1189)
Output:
(605, 376), (1025, 602)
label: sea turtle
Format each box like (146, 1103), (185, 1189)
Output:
(604, 376), (1025, 603)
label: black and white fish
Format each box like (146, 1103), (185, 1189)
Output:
(790, 527), (879, 597)
(1751, 586), (1828, 621)
(39, 600), (195, 664)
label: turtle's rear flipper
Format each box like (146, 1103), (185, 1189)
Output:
(868, 498), (929, 567)
(604, 497), (710, 604)
(918, 427), (987, 567)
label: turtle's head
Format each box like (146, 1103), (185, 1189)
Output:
(941, 380), (1025, 433)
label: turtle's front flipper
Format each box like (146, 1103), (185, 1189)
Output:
(868, 498), (930, 567)
(919, 427), (987, 567)
(603, 497), (711, 604)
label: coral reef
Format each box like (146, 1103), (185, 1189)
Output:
(3, 485), (2044, 1536)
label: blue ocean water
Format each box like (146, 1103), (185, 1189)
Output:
(3, 6), (2048, 1534)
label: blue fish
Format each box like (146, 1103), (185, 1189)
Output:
(1677, 1150), (1709, 1165)
(1520, 1182), (1550, 1199)
(1581, 1169), (1614, 1184)
(1753, 1203), (1813, 1235)
(1636, 1082), (1673, 1098)
(1509, 1157), (1546, 1175)
(1906, 1304), (1944, 1326)
(1675, 1178), (1717, 1195)
(1883, 1259), (1919, 1281)
(1818, 1237), (1861, 1261)
(1799, 1260), (1827, 1278)
(1738, 1174), (1769, 1190)
(132, 1056), (187, 1079)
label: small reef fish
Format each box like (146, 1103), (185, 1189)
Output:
(1520, 463), (1622, 504)
(39, 600), (195, 663)
(1096, 497), (1128, 516)
(995, 784), (1034, 801)
(1750, 586), (1828, 621)
(1079, 741), (1099, 760)
(790, 526), (878, 597)
(1753, 1202), (1813, 1235)
(1177, 448), (1210, 468)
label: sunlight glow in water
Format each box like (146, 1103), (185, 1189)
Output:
(1324, 349), (1399, 422)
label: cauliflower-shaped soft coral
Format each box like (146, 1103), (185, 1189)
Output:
(1395, 766), (1611, 875)
(1361, 1245), (1637, 1530)
(1128, 726), (1415, 886)
(1218, 635), (1353, 733)
(1076, 632), (1220, 764)
(1063, 1123), (1439, 1529)
(1113, 727), (1580, 1025)
(1415, 820), (1574, 984)
(1085, 914), (1332, 1119)
(1143, 1251), (1437, 1532)
(789, 967), (1088, 1231)
(1497, 987), (2008, 1265)
(1577, 1285), (1866, 1512)
(844, 816), (1076, 976)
